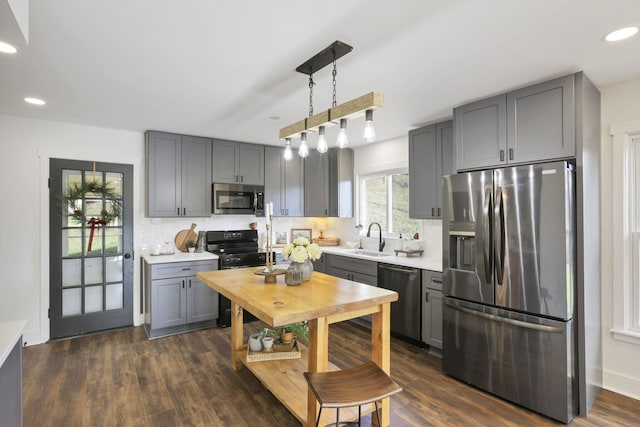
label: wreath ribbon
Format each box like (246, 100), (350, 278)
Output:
(86, 217), (107, 252)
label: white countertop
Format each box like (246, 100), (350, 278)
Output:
(319, 246), (442, 271)
(142, 251), (219, 265)
(0, 320), (26, 367)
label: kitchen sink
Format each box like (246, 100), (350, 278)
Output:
(347, 250), (393, 258)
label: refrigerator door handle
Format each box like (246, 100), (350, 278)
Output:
(495, 188), (505, 285)
(446, 301), (563, 333)
(483, 188), (493, 284)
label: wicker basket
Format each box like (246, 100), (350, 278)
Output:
(246, 340), (301, 362)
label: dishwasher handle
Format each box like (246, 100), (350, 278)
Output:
(379, 264), (418, 275)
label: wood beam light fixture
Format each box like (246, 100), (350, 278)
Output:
(279, 41), (384, 159)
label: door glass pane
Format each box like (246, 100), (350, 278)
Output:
(84, 258), (103, 284)
(62, 288), (82, 316)
(62, 229), (83, 257)
(106, 256), (123, 282)
(62, 169), (83, 228)
(84, 171), (104, 197)
(106, 172), (123, 198)
(104, 229), (123, 255)
(106, 283), (123, 310)
(85, 286), (103, 313)
(85, 199), (104, 216)
(85, 233), (103, 256)
(62, 259), (82, 287)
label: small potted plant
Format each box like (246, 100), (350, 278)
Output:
(275, 322), (309, 345)
(187, 239), (197, 253)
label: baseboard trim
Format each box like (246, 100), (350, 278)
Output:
(604, 369), (640, 401)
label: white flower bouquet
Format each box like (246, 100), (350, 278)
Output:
(282, 236), (322, 263)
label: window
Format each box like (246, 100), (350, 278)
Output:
(360, 171), (418, 234)
(611, 118), (640, 345)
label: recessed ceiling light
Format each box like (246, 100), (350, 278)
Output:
(0, 41), (17, 54)
(24, 97), (46, 106)
(604, 26), (639, 42)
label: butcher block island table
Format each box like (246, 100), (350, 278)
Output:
(197, 268), (398, 427)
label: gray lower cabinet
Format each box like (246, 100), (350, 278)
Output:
(144, 259), (218, 338)
(146, 131), (212, 217)
(326, 254), (377, 285)
(304, 148), (353, 217)
(422, 270), (443, 350)
(311, 253), (326, 273)
(264, 146), (304, 217)
(326, 254), (377, 327)
(212, 139), (264, 185)
(454, 74), (575, 171)
(0, 338), (22, 427)
(409, 120), (453, 219)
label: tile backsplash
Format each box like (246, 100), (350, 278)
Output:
(137, 215), (443, 263)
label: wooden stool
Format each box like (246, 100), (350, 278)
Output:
(304, 361), (402, 427)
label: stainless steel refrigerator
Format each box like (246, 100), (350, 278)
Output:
(442, 161), (577, 423)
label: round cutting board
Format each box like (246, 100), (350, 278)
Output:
(175, 223), (198, 252)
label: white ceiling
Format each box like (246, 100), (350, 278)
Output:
(1, 0), (640, 148)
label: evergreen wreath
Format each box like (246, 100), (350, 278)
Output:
(63, 181), (122, 224)
(62, 180), (122, 251)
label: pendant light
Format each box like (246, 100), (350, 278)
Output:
(317, 126), (328, 153)
(363, 109), (376, 143)
(298, 132), (309, 158)
(279, 41), (383, 152)
(337, 119), (349, 148)
(283, 138), (293, 161)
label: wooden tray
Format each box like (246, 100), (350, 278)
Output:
(246, 340), (301, 362)
(312, 237), (340, 246)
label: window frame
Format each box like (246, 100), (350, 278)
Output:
(611, 117), (640, 345)
(358, 168), (417, 235)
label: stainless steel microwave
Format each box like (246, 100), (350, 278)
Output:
(212, 183), (264, 216)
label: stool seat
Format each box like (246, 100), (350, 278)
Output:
(304, 361), (402, 426)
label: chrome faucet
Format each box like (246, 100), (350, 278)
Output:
(366, 222), (386, 252)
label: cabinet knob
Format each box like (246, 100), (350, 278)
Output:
(508, 148), (514, 160)
(124, 253), (131, 259)
(432, 208), (435, 217)
(500, 150), (505, 161)
(425, 292), (429, 302)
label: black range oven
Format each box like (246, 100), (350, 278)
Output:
(206, 229), (273, 326)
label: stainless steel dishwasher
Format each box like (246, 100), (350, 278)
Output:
(378, 263), (421, 342)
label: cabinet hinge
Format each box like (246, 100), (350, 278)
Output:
(48, 308), (51, 318)
(48, 178), (51, 188)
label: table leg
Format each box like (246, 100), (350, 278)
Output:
(230, 302), (244, 371)
(371, 303), (391, 427)
(306, 316), (329, 427)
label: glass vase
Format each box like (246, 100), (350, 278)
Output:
(285, 259), (314, 285)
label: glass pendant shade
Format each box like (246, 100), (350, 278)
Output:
(337, 119), (349, 148)
(298, 133), (309, 158)
(283, 138), (293, 161)
(317, 126), (328, 153)
(363, 109), (376, 143)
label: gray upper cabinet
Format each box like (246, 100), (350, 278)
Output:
(146, 131), (212, 217)
(409, 120), (453, 219)
(304, 148), (353, 217)
(454, 94), (507, 170)
(507, 74), (575, 164)
(304, 150), (330, 217)
(212, 139), (264, 185)
(454, 74), (576, 171)
(264, 146), (304, 217)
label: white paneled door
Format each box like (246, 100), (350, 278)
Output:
(49, 159), (133, 339)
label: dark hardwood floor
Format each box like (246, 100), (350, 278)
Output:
(22, 321), (640, 426)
